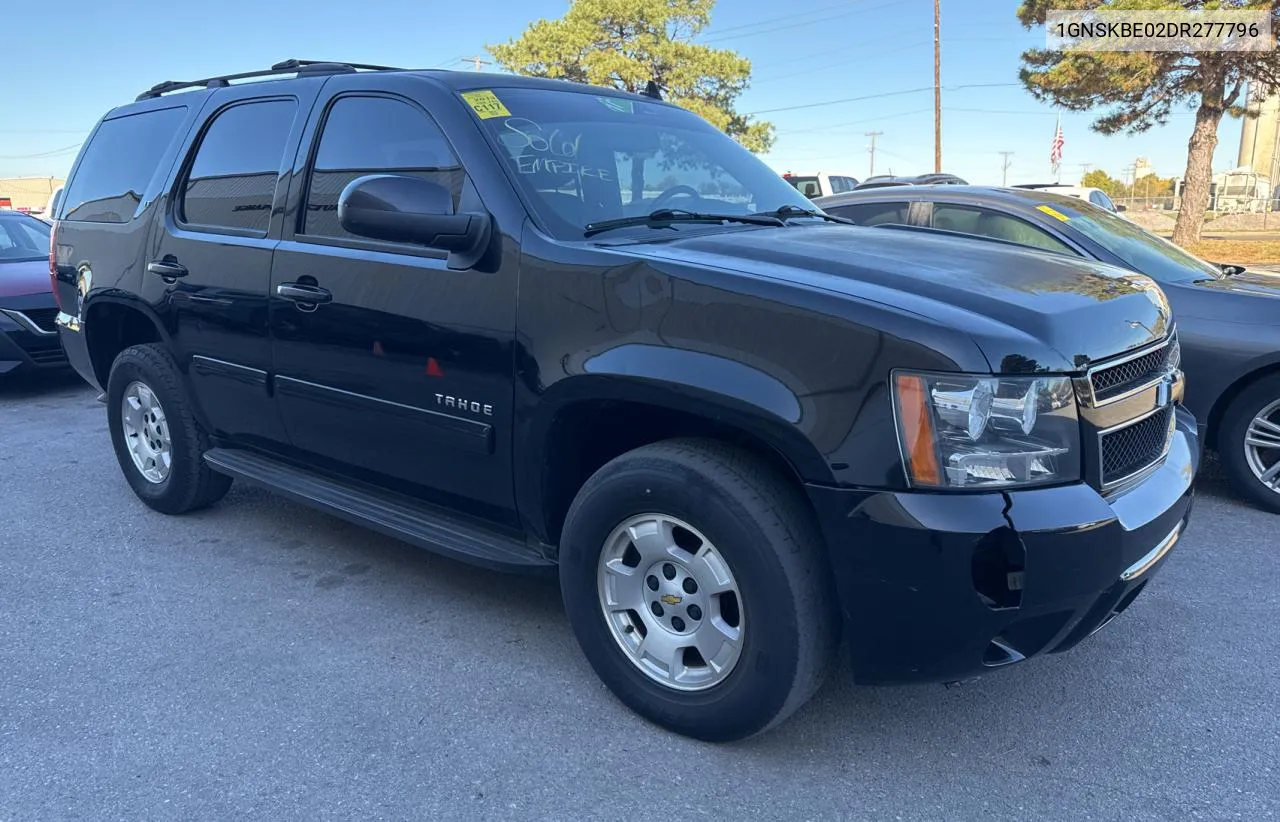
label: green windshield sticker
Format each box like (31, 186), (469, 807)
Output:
(597, 96), (634, 114)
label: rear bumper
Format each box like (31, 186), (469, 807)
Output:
(0, 306), (68, 374)
(807, 405), (1199, 685)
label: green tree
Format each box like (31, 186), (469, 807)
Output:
(1016, 1), (1280, 245)
(487, 0), (775, 153)
(1082, 168), (1129, 198)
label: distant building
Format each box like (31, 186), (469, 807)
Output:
(0, 176), (64, 214)
(1134, 157), (1155, 180)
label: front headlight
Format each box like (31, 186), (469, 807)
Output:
(892, 371), (1081, 489)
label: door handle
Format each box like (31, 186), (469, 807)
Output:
(276, 283), (333, 304)
(147, 260), (188, 282)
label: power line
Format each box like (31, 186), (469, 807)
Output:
(700, 0), (886, 43)
(0, 143), (82, 159)
(752, 39), (933, 85)
(461, 55), (491, 71)
(774, 108), (933, 136)
(748, 83), (1022, 116)
(702, 0), (899, 44)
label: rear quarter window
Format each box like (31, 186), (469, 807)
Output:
(60, 106), (189, 223)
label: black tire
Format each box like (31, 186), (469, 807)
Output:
(558, 437), (840, 742)
(1218, 373), (1280, 514)
(105, 343), (232, 515)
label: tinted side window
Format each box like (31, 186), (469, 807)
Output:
(828, 201), (910, 226)
(61, 106), (188, 223)
(932, 204), (1073, 254)
(303, 96), (461, 242)
(181, 100), (297, 234)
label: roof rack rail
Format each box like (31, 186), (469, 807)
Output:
(135, 58), (408, 101)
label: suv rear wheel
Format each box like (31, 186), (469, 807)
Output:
(558, 438), (839, 742)
(106, 343), (232, 514)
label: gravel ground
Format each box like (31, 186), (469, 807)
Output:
(2, 371), (1277, 821)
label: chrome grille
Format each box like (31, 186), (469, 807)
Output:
(1101, 406), (1174, 486)
(1090, 337), (1175, 402)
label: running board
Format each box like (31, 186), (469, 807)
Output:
(203, 448), (555, 574)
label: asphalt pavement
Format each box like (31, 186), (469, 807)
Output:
(2, 371), (1277, 821)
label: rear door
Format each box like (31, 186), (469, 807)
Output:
(268, 75), (519, 515)
(145, 81), (324, 450)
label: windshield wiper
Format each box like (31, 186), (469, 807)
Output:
(583, 208), (785, 238)
(751, 204), (857, 225)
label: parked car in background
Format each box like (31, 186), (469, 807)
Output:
(853, 172), (968, 190)
(0, 211), (65, 375)
(781, 171), (859, 198)
(815, 184), (1280, 513)
(1013, 183), (1127, 216)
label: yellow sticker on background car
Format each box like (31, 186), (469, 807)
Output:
(1036, 204), (1070, 222)
(461, 90), (511, 119)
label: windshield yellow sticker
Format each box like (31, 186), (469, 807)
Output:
(1036, 204), (1070, 222)
(461, 90), (511, 119)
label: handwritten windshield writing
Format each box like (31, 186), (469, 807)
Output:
(515, 154), (615, 182)
(503, 118), (581, 159)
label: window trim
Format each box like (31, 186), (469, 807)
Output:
(291, 91), (465, 260)
(172, 95), (300, 240)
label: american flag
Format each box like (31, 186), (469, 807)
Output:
(1050, 115), (1064, 172)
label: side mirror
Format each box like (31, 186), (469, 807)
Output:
(1115, 204), (1128, 212)
(338, 174), (492, 268)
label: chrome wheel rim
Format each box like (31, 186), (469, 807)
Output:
(121, 380), (172, 484)
(596, 513), (744, 692)
(1244, 398), (1280, 496)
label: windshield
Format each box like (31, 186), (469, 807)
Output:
(462, 86), (815, 239)
(1047, 198), (1224, 283)
(0, 214), (51, 263)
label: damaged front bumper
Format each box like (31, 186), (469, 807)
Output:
(806, 405), (1199, 686)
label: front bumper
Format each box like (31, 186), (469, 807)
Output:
(0, 301), (67, 374)
(807, 405), (1199, 685)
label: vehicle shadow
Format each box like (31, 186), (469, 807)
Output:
(0, 368), (92, 402)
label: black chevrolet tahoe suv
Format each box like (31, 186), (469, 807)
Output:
(52, 59), (1199, 742)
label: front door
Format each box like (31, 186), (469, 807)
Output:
(269, 82), (518, 517)
(145, 81), (323, 450)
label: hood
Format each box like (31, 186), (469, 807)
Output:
(0, 259), (52, 300)
(609, 224), (1170, 373)
(1164, 268), (1280, 325)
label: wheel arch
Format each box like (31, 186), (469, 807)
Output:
(83, 295), (173, 388)
(1205, 357), (1280, 451)
(521, 370), (835, 547)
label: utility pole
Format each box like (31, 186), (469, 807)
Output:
(1077, 162), (1093, 182)
(933, 0), (942, 172)
(461, 55), (491, 72)
(999, 151), (1014, 186)
(866, 131), (883, 177)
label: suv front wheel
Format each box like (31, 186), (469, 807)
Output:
(106, 343), (231, 515)
(558, 438), (839, 742)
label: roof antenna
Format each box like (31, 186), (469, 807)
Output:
(642, 80), (662, 100)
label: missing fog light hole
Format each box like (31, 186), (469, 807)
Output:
(971, 525), (1025, 610)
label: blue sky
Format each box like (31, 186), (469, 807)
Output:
(0, 0), (1248, 185)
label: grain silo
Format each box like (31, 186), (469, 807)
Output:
(1238, 82), (1280, 184)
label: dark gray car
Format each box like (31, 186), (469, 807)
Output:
(815, 184), (1280, 514)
